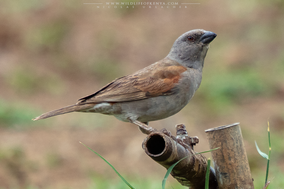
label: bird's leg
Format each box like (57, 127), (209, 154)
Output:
(139, 122), (153, 134)
(128, 119), (157, 135)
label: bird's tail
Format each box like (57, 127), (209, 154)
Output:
(32, 104), (94, 121)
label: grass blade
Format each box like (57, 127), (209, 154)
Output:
(265, 158), (270, 187)
(205, 158), (211, 189)
(196, 147), (220, 155)
(162, 156), (188, 189)
(79, 142), (135, 189)
(255, 122), (272, 187)
(162, 147), (219, 189)
(255, 141), (268, 159)
(265, 122), (271, 186)
(268, 122), (271, 149)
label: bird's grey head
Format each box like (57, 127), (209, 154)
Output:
(167, 29), (216, 70)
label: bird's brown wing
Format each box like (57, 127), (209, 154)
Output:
(77, 59), (187, 104)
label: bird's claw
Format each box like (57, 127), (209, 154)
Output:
(138, 125), (157, 135)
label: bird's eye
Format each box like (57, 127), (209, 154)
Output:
(187, 36), (195, 41)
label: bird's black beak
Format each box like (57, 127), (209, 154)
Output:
(200, 31), (217, 44)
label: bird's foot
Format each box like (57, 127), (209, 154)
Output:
(129, 119), (157, 135)
(160, 128), (176, 140)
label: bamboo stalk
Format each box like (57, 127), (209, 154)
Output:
(142, 126), (218, 189)
(205, 123), (254, 189)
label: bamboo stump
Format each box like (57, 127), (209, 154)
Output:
(142, 125), (218, 189)
(205, 123), (254, 189)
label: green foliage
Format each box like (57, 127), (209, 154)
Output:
(0, 147), (24, 161)
(273, 53), (284, 82)
(91, 58), (123, 82)
(26, 21), (70, 52)
(0, 147), (37, 188)
(0, 100), (38, 128)
(88, 175), (184, 189)
(8, 68), (40, 94)
(198, 68), (272, 111)
(2, 0), (43, 13)
(97, 30), (118, 51)
(6, 67), (64, 95)
(45, 152), (63, 168)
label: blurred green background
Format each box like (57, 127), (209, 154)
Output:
(0, 0), (284, 188)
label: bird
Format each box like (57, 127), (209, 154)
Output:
(33, 29), (216, 134)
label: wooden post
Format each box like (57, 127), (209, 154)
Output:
(205, 123), (254, 189)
